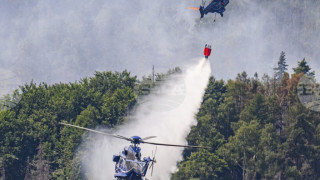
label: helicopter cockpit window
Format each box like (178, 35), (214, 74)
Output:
(125, 148), (144, 174)
(126, 149), (136, 160)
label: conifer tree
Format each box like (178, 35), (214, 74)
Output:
(273, 51), (288, 82)
(293, 58), (315, 77)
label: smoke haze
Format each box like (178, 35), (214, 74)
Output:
(1, 0), (319, 178)
(81, 59), (211, 179)
(1, 0), (320, 97)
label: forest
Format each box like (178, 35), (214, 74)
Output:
(0, 71), (137, 179)
(0, 52), (319, 180)
(172, 54), (320, 180)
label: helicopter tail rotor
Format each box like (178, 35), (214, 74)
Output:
(149, 146), (157, 176)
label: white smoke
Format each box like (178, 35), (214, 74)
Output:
(1, 0), (320, 98)
(81, 59), (211, 180)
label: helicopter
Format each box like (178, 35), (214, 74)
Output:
(59, 122), (209, 180)
(189, 0), (229, 19)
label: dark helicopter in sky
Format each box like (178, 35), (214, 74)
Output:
(59, 122), (209, 180)
(189, 0), (229, 18)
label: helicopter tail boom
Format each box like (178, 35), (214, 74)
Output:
(199, 6), (205, 18)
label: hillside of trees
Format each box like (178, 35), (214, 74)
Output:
(0, 67), (182, 179)
(0, 53), (319, 180)
(172, 53), (320, 180)
(0, 71), (138, 179)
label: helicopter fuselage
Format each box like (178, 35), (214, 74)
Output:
(113, 145), (152, 180)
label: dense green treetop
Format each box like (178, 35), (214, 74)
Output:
(293, 58), (315, 77)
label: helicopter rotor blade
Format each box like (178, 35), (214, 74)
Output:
(154, 146), (157, 157)
(153, 146), (157, 164)
(59, 122), (132, 141)
(151, 162), (154, 176)
(151, 150), (153, 159)
(151, 146), (157, 176)
(141, 136), (157, 141)
(141, 141), (210, 149)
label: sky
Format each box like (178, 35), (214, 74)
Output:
(1, 0), (319, 96)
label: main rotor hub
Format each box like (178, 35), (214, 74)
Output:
(131, 136), (142, 144)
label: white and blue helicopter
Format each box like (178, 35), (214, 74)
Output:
(60, 123), (209, 180)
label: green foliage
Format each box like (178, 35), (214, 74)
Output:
(239, 94), (268, 124)
(101, 87), (136, 126)
(293, 58), (315, 77)
(0, 70), (137, 179)
(256, 124), (282, 179)
(175, 63), (320, 179)
(173, 149), (228, 180)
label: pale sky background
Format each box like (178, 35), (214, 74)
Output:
(1, 0), (319, 97)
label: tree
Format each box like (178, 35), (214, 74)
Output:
(218, 120), (261, 180)
(172, 149), (229, 180)
(75, 105), (100, 127)
(226, 79), (250, 114)
(261, 74), (275, 97)
(293, 58), (315, 77)
(282, 104), (316, 179)
(273, 51), (288, 82)
(187, 116), (225, 151)
(248, 72), (260, 94)
(239, 94), (269, 125)
(28, 143), (51, 180)
(217, 96), (238, 138)
(0, 110), (23, 179)
(256, 124), (282, 179)
(101, 87), (136, 126)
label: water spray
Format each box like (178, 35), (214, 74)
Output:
(81, 59), (211, 180)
